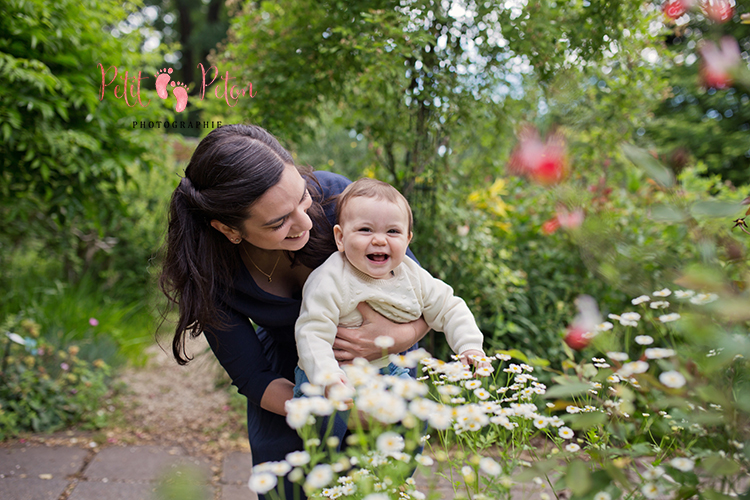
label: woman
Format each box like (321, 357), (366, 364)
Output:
(158, 124), (427, 498)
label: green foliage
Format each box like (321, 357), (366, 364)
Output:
(0, 0), (169, 291)
(645, 0), (750, 186)
(0, 318), (115, 439)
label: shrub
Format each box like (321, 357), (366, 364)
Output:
(0, 317), (115, 439)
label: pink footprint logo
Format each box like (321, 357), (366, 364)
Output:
(154, 68), (173, 99)
(170, 81), (189, 112)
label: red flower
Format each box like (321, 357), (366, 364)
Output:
(563, 295), (601, 351)
(541, 217), (561, 235)
(699, 36), (741, 89)
(508, 126), (568, 185)
(663, 0), (692, 19)
(564, 326), (593, 351)
(702, 0), (734, 23)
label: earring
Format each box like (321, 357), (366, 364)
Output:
(234, 238), (241, 243)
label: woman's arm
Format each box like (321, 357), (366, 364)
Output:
(332, 302), (430, 363)
(260, 378), (295, 415)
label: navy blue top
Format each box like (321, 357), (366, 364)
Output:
(203, 171), (418, 466)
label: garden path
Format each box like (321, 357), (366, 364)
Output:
(1, 336), (556, 499)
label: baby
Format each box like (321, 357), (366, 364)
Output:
(294, 178), (486, 398)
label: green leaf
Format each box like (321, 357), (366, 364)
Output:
(495, 349), (529, 363)
(689, 200), (743, 219)
(703, 490), (736, 500)
(621, 143), (674, 188)
(568, 412), (607, 430)
(701, 455), (741, 476)
(544, 382), (594, 399)
(566, 460), (592, 497)
(650, 203), (687, 222)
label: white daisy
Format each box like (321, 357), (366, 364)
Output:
(479, 457), (502, 476)
(565, 443), (580, 452)
(632, 295), (650, 305)
(690, 293), (718, 305)
(248, 472), (277, 494)
(674, 290), (694, 298)
(659, 313), (681, 323)
(285, 451), (310, 466)
(374, 335), (395, 348)
(650, 301), (669, 309)
(607, 351), (629, 361)
(305, 464), (334, 489)
(594, 492), (612, 500)
(670, 457), (695, 472)
(635, 335), (654, 345)
(558, 427), (574, 439)
(376, 432), (405, 453)
(659, 371), (686, 388)
(644, 348), (676, 359)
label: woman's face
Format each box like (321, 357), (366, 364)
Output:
(239, 164), (313, 252)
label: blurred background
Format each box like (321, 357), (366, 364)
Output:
(1, 0), (748, 433)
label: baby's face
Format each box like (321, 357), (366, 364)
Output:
(333, 196), (412, 279)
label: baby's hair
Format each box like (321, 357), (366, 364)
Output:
(335, 178), (413, 234)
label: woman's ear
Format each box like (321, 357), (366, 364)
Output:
(333, 224), (345, 252)
(210, 219), (242, 243)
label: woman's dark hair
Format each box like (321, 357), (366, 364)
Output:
(159, 124), (336, 364)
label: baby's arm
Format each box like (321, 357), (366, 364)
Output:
(413, 262), (487, 364)
(295, 262), (349, 387)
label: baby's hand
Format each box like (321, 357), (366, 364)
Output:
(325, 378), (355, 409)
(459, 349), (491, 375)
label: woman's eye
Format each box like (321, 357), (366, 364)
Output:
(271, 219), (287, 231)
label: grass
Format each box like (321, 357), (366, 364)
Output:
(1, 245), (159, 368)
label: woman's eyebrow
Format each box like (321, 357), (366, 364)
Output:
(262, 183), (308, 227)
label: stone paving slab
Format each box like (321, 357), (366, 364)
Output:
(67, 481), (159, 500)
(0, 445), (87, 478)
(0, 476), (70, 500)
(221, 451), (253, 484)
(83, 445), (211, 482)
(222, 483), (257, 500)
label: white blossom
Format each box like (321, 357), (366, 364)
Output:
(670, 457), (694, 472)
(660, 371), (686, 388)
(632, 295), (650, 305)
(659, 313), (681, 323)
(248, 472), (277, 494)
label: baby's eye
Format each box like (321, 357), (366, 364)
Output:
(387, 229), (401, 234)
(358, 227), (371, 232)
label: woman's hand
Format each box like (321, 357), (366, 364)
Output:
(333, 302), (430, 364)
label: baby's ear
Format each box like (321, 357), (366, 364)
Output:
(333, 224), (345, 252)
(407, 231), (413, 245)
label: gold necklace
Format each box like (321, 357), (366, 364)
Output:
(242, 246), (282, 283)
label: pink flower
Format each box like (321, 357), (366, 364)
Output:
(508, 126), (567, 185)
(699, 37), (741, 89)
(663, 0), (693, 19)
(702, 0), (734, 23)
(557, 207), (585, 229)
(89, 318), (99, 327)
(61, 362), (70, 371)
(541, 217), (561, 235)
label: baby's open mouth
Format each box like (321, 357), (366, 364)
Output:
(367, 253), (389, 262)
